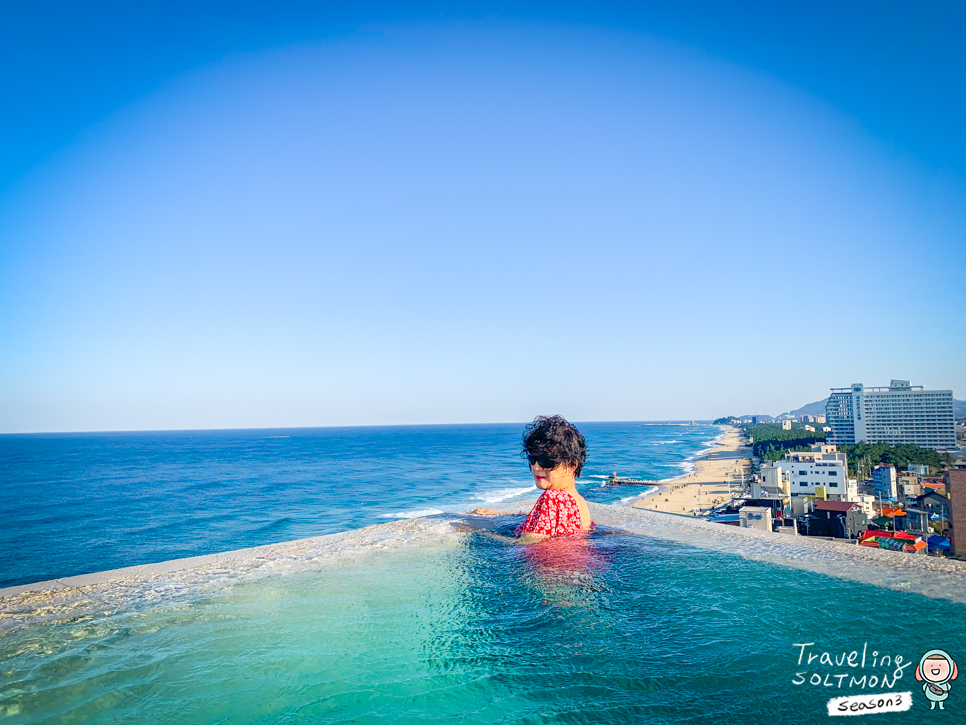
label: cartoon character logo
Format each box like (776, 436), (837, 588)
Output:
(916, 649), (958, 710)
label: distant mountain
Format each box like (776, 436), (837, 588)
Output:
(956, 399), (966, 419)
(785, 398), (829, 418)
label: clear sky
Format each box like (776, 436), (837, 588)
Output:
(1, 1), (964, 433)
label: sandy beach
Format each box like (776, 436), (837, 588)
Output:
(629, 426), (751, 517)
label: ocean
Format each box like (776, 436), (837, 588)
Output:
(0, 421), (720, 588)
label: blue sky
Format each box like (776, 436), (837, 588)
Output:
(1, 2), (964, 432)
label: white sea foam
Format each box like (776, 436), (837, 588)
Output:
(472, 486), (534, 504)
(656, 459), (697, 480)
(378, 508), (445, 519)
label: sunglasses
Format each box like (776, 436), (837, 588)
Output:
(527, 453), (557, 470)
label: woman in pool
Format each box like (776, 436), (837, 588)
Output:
(515, 415), (593, 541)
(471, 415), (592, 543)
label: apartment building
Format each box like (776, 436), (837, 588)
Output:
(873, 464), (898, 500)
(767, 444), (856, 501)
(826, 380), (955, 450)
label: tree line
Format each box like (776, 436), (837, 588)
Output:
(741, 423), (953, 475)
(744, 424), (826, 461)
(836, 442), (953, 477)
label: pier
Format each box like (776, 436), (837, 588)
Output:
(602, 472), (661, 486)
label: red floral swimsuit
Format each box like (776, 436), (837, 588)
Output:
(515, 489), (590, 537)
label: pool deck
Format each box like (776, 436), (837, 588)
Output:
(4, 502), (966, 630)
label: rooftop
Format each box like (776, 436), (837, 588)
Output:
(814, 500), (859, 513)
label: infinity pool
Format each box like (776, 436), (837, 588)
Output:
(2, 510), (965, 724)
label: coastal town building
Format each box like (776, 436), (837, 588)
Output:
(859, 529), (927, 554)
(774, 520), (799, 535)
(903, 507), (930, 534)
(855, 494), (876, 518)
(908, 464), (930, 477)
(759, 463), (790, 494)
(781, 420), (792, 430)
(801, 414), (826, 424)
(898, 471), (921, 499)
(873, 464), (898, 500)
(739, 506), (773, 532)
(770, 444), (855, 501)
(825, 380), (956, 450)
(872, 506), (905, 530)
(915, 490), (950, 521)
(749, 466), (792, 518)
(805, 500), (868, 539)
(947, 469), (966, 557)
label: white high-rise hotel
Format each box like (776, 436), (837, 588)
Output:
(826, 380), (955, 450)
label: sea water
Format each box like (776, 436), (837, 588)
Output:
(2, 525), (963, 724)
(0, 422), (716, 588)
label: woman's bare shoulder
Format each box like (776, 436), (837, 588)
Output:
(572, 491), (592, 529)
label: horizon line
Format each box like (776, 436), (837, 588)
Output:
(0, 419), (727, 437)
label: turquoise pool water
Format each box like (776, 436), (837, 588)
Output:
(3, 522), (964, 724)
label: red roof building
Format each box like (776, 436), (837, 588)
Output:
(859, 529), (926, 553)
(813, 500), (859, 513)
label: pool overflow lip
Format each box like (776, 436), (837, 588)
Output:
(3, 501), (966, 618)
(0, 508), (532, 601)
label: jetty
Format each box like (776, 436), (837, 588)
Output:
(602, 471), (661, 486)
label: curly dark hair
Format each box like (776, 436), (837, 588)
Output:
(521, 415), (587, 478)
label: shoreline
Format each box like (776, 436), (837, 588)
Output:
(628, 425), (751, 517)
